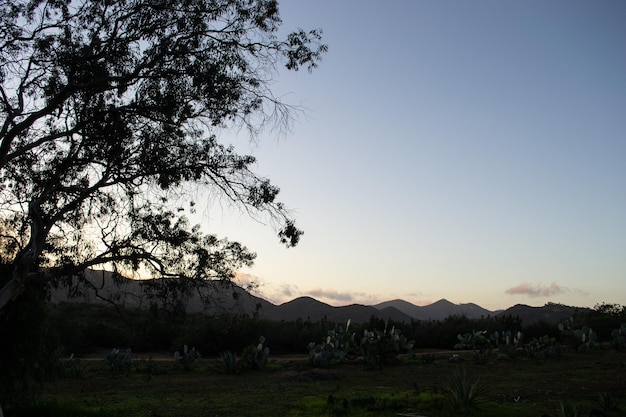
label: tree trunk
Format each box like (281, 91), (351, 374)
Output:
(0, 200), (45, 311)
(0, 274), (28, 311)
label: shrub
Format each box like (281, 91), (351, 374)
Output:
(220, 350), (239, 374)
(558, 400), (581, 417)
(443, 366), (486, 412)
(598, 392), (619, 413)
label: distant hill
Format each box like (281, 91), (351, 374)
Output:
(49, 270), (583, 324)
(262, 297), (412, 323)
(374, 298), (494, 321)
(49, 269), (273, 315)
(497, 303), (579, 325)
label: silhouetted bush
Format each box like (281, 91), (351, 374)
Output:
(43, 300), (626, 357)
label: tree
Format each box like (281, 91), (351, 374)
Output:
(0, 0), (327, 311)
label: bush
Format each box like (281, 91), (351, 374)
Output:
(443, 367), (486, 412)
(220, 351), (239, 374)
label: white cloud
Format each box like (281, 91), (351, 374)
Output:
(505, 281), (566, 298)
(307, 287), (354, 302)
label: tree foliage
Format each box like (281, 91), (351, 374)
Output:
(0, 0), (327, 310)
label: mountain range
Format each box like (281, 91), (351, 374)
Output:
(49, 270), (580, 325)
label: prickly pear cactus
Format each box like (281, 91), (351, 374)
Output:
(175, 344), (201, 370)
(106, 348), (132, 371)
(308, 319), (356, 367)
(559, 317), (597, 353)
(360, 321), (414, 368)
(241, 336), (270, 370)
(611, 323), (626, 350)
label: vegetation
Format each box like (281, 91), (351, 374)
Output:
(2, 301), (626, 415)
(2, 1), (624, 415)
(308, 320), (356, 367)
(2, 346), (624, 417)
(0, 0), (326, 408)
(1, 0), (327, 313)
(443, 366), (486, 413)
(39, 301), (626, 358)
(174, 345), (201, 371)
(0, 265), (59, 404)
(240, 336), (270, 370)
(611, 323), (626, 351)
(359, 322), (414, 368)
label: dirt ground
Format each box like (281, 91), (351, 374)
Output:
(45, 348), (626, 417)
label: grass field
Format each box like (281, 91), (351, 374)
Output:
(8, 347), (626, 417)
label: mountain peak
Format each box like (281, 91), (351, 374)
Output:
(50, 269), (587, 325)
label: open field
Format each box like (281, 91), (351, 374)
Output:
(8, 347), (626, 417)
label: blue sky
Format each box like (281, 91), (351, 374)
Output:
(200, 1), (626, 311)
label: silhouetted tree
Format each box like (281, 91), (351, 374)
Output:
(0, 0), (326, 312)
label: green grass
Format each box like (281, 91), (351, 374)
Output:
(7, 348), (626, 417)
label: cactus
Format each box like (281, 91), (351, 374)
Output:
(241, 336), (269, 370)
(558, 318), (597, 352)
(610, 323), (626, 350)
(523, 340), (539, 359)
(523, 335), (559, 359)
(455, 330), (488, 350)
(558, 316), (574, 332)
(174, 344), (201, 370)
(577, 326), (597, 352)
(490, 330), (500, 346)
(360, 321), (414, 368)
(308, 319), (356, 367)
(64, 353), (82, 377)
(454, 330), (491, 364)
(541, 335), (561, 358)
(106, 348), (132, 371)
(490, 330), (523, 358)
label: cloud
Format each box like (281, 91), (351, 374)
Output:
(246, 281), (301, 305)
(307, 287), (354, 302)
(505, 282), (567, 298)
(405, 291), (433, 306)
(233, 271), (263, 292)
(305, 289), (392, 306)
(278, 283), (298, 298)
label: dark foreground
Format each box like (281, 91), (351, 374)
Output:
(8, 348), (626, 417)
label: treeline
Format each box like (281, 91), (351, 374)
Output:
(49, 301), (626, 356)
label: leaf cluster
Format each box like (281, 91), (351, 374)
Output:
(0, 0), (326, 308)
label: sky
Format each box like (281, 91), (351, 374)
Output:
(198, 1), (626, 311)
